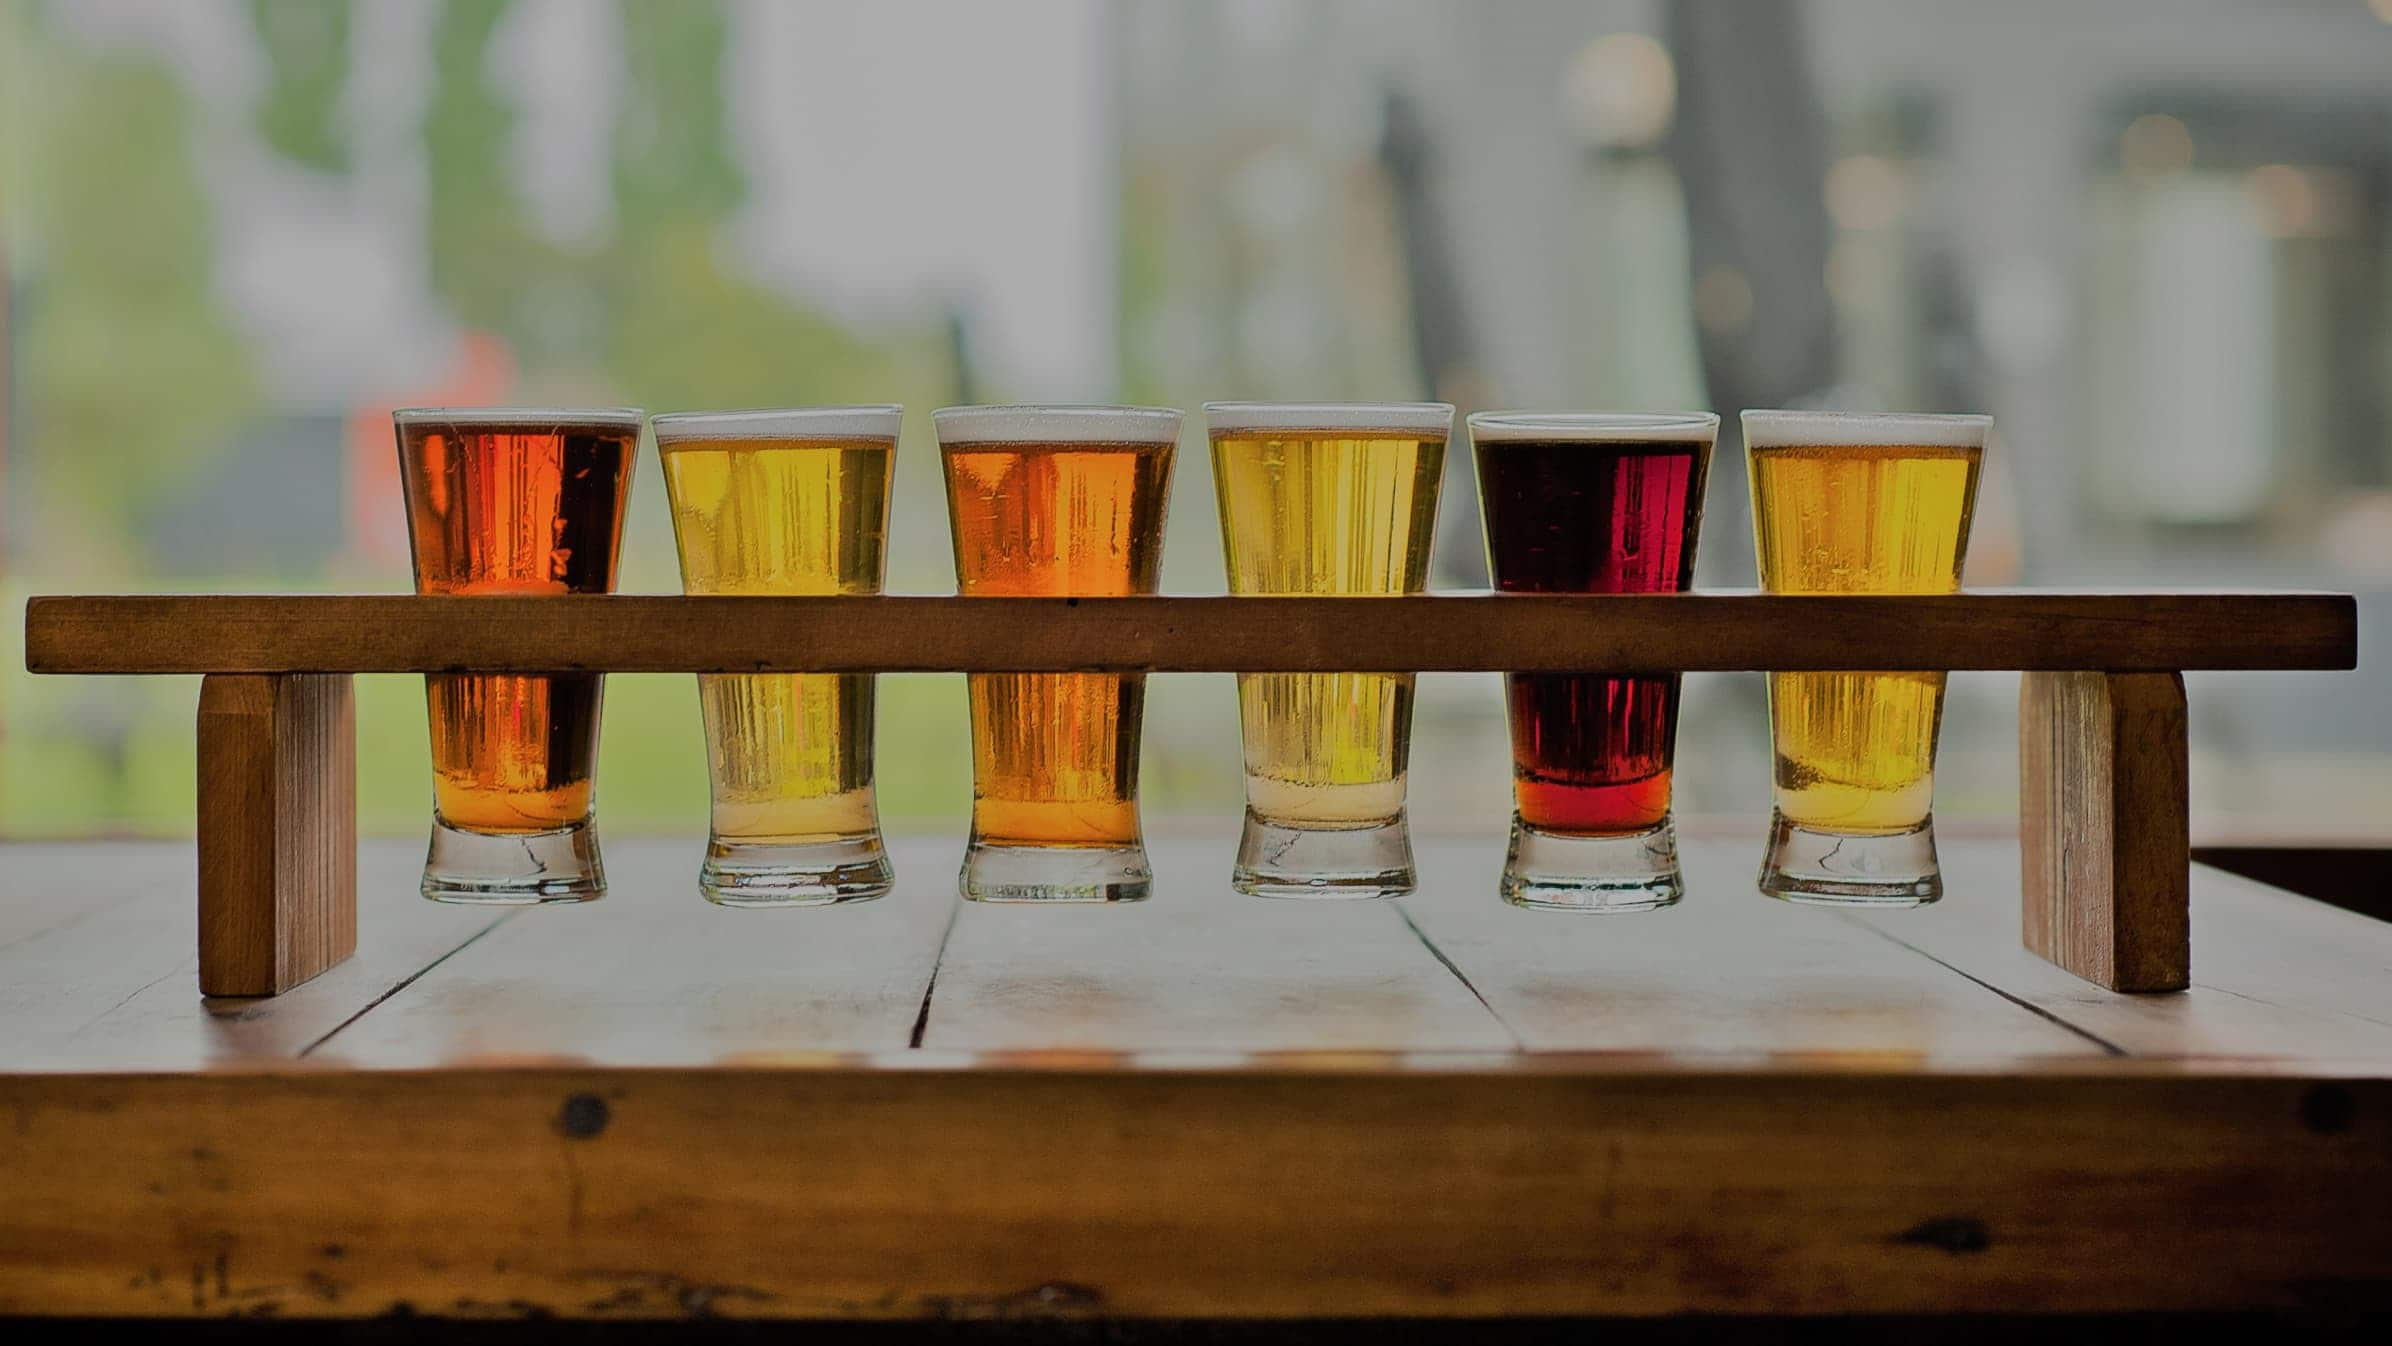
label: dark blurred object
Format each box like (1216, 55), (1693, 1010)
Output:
(1664, 0), (1836, 584)
(1379, 86), (1489, 588)
(2196, 844), (2392, 925)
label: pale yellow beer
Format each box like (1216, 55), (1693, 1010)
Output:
(1746, 410), (1988, 903)
(655, 407), (898, 904)
(1206, 402), (1452, 897)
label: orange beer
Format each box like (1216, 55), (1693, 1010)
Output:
(395, 407), (638, 901)
(937, 406), (1180, 901)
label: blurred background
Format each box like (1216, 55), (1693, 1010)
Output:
(2, 0), (2388, 842)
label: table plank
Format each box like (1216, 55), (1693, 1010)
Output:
(4, 1067), (2386, 1318)
(1399, 833), (2109, 1059)
(919, 836), (1516, 1054)
(24, 591), (2358, 674)
(302, 837), (954, 1067)
(1851, 846), (2392, 1061)
(0, 841), (170, 949)
(0, 841), (497, 1072)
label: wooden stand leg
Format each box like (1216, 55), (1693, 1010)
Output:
(197, 674), (358, 997)
(2019, 671), (2189, 993)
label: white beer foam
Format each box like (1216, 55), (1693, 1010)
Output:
(1203, 402), (1455, 437)
(1468, 412), (1718, 445)
(393, 406), (645, 428)
(932, 405), (1183, 446)
(652, 405), (902, 444)
(1740, 410), (1990, 449)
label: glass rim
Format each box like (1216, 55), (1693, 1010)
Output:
(931, 404), (1183, 446)
(652, 405), (902, 444)
(392, 406), (645, 427)
(1202, 401), (1455, 436)
(1740, 409), (1991, 449)
(1468, 411), (1719, 445)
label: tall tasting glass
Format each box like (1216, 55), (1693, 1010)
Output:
(1471, 412), (1716, 911)
(395, 407), (639, 902)
(1745, 410), (1989, 904)
(654, 407), (898, 906)
(1205, 402), (1452, 898)
(937, 405), (1181, 902)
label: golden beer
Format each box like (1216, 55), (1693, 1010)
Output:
(1745, 410), (1988, 903)
(937, 405), (1180, 902)
(655, 408), (897, 905)
(1206, 402), (1452, 897)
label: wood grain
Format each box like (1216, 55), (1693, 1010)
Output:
(0, 842), (499, 1072)
(1854, 845), (2392, 1062)
(0, 843), (167, 951)
(196, 673), (359, 997)
(23, 591), (2359, 674)
(302, 838), (955, 1067)
(2020, 672), (2190, 992)
(2, 1067), (2387, 1319)
(6, 838), (2390, 1072)
(1401, 834), (2106, 1058)
(920, 837), (1514, 1054)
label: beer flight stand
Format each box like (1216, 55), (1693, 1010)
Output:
(20, 587), (2360, 997)
(16, 585), (2392, 1326)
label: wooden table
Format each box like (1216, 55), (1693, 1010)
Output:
(4, 828), (2388, 1323)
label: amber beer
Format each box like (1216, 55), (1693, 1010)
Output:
(937, 405), (1180, 902)
(395, 408), (638, 902)
(1745, 410), (1988, 904)
(655, 407), (898, 906)
(1206, 402), (1452, 898)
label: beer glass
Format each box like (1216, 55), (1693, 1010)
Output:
(394, 407), (639, 902)
(1470, 412), (1716, 911)
(1205, 401), (1452, 898)
(1745, 410), (1988, 904)
(655, 407), (898, 906)
(937, 405), (1181, 902)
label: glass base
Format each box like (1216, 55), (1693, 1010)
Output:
(1232, 811), (1415, 899)
(1502, 817), (1681, 912)
(961, 841), (1150, 903)
(421, 817), (603, 904)
(701, 834), (892, 907)
(1758, 811), (1941, 906)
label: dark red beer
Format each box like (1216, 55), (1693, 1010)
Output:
(1474, 418), (1710, 836)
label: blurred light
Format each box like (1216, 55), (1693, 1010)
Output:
(2246, 164), (2317, 237)
(2372, 0), (2392, 23)
(1229, 145), (1315, 240)
(2323, 493), (2392, 579)
(1562, 33), (1676, 149)
(2120, 114), (2193, 179)
(1692, 265), (1754, 336)
(1978, 256), (2068, 371)
(1823, 242), (1880, 310)
(2244, 163), (2363, 239)
(1824, 155), (1908, 231)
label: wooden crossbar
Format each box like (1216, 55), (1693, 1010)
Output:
(23, 592), (2357, 674)
(19, 590), (2361, 998)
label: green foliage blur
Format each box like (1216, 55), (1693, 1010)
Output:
(0, 0), (981, 836)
